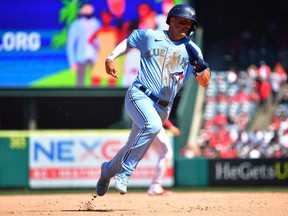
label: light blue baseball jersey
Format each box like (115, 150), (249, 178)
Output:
(102, 28), (205, 181)
(128, 29), (203, 102)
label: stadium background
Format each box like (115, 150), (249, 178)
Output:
(0, 0), (288, 189)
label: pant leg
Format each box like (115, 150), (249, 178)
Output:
(105, 86), (169, 177)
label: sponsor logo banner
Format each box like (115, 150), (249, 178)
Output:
(209, 159), (288, 186)
(29, 131), (174, 188)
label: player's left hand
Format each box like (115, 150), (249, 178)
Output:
(185, 43), (209, 73)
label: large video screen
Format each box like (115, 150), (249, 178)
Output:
(0, 0), (179, 88)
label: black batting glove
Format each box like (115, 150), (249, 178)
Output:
(185, 43), (209, 73)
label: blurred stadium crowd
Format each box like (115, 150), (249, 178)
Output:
(180, 61), (288, 159)
(177, 1), (288, 159)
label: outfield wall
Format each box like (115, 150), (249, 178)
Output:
(1, 131), (287, 188)
(0, 132), (28, 187)
(176, 157), (288, 186)
(0, 130), (174, 188)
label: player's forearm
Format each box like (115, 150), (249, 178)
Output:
(106, 39), (130, 61)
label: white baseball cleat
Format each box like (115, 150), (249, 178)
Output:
(114, 172), (130, 195)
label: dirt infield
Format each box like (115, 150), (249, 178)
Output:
(0, 191), (287, 216)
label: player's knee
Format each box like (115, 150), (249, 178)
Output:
(145, 120), (162, 135)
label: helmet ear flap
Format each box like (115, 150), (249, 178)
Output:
(191, 23), (196, 32)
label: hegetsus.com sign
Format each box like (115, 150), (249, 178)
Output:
(209, 158), (288, 186)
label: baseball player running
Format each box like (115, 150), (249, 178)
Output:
(148, 119), (180, 196)
(96, 4), (211, 196)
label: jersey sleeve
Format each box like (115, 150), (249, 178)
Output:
(127, 29), (147, 49)
(189, 41), (203, 59)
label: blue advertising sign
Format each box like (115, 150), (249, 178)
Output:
(0, 0), (175, 88)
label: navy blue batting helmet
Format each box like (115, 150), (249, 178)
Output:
(166, 4), (198, 31)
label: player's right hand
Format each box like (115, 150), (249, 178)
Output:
(105, 59), (119, 78)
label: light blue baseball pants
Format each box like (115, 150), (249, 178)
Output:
(104, 85), (172, 177)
